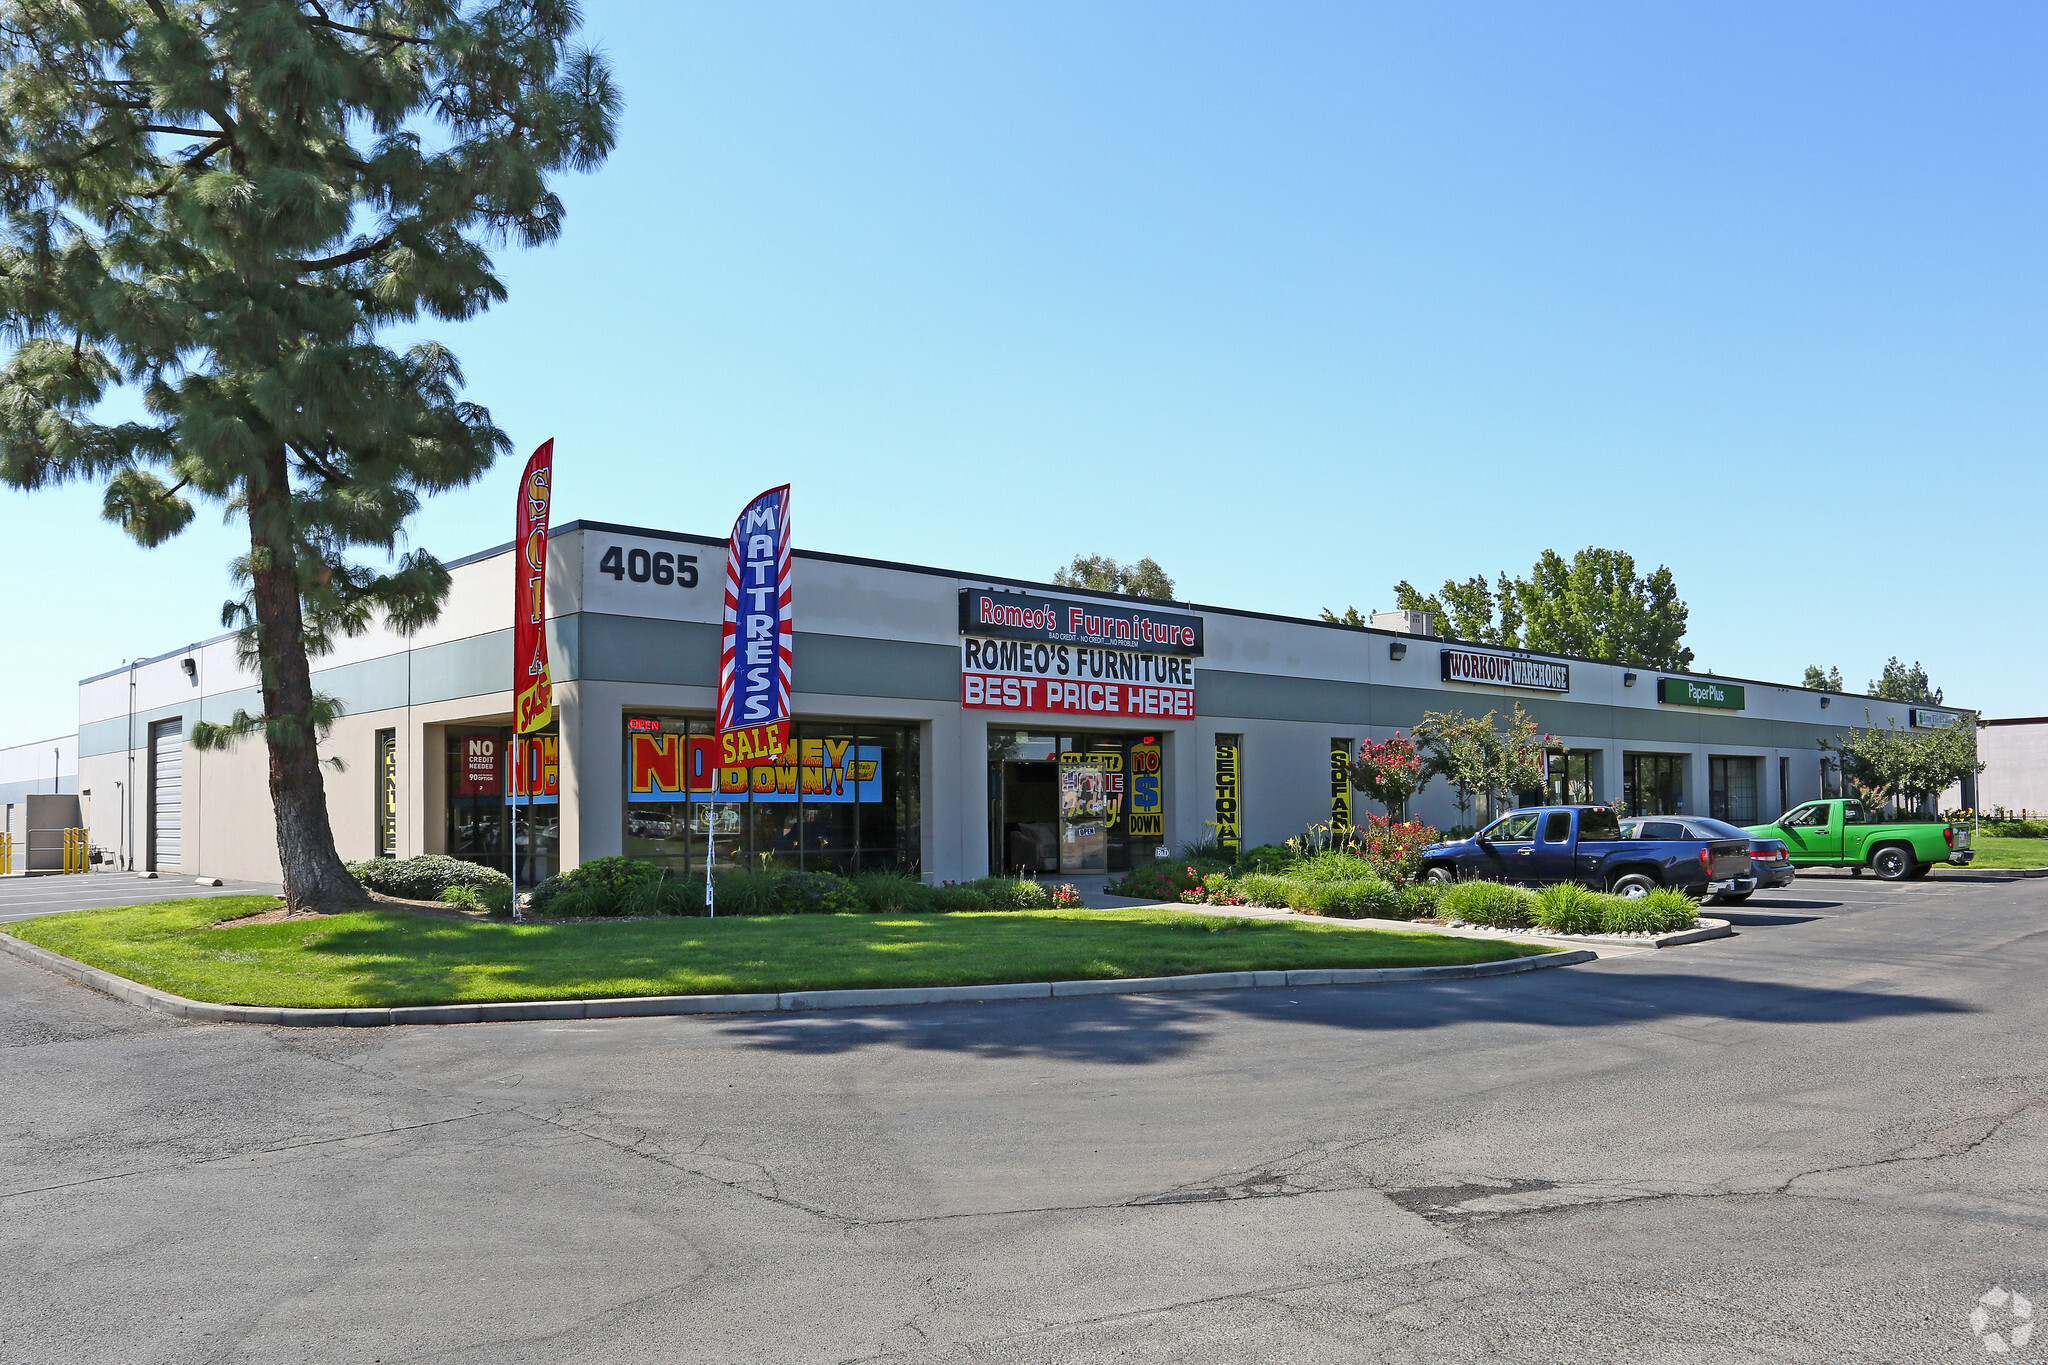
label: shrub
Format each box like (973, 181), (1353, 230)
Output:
(852, 871), (936, 913)
(350, 854), (512, 902)
(437, 883), (514, 915)
(1984, 819), (2048, 839)
(930, 884), (992, 911)
(1232, 873), (1297, 908)
(1602, 886), (1699, 935)
(1236, 844), (1296, 874)
(1106, 863), (1207, 901)
(1532, 882), (1605, 935)
(1048, 883), (1083, 906)
(528, 855), (661, 915)
(620, 872), (705, 918)
(1352, 816), (1441, 886)
(1397, 879), (1446, 920)
(1293, 852), (1383, 885)
(775, 871), (864, 914)
(963, 876), (1055, 909)
(1441, 880), (1533, 927)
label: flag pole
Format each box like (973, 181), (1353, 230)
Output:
(511, 733), (523, 920)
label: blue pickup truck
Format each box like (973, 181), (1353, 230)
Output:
(1420, 805), (1755, 899)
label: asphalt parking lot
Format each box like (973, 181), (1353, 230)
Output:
(4, 871), (2046, 1363)
(0, 870), (280, 925)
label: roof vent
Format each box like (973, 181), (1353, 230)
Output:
(1370, 610), (1435, 637)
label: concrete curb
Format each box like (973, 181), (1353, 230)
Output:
(0, 930), (1594, 1028)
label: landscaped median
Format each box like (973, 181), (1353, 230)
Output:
(2, 895), (1571, 1018)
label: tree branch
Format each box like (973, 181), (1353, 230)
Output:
(294, 234), (396, 272)
(299, 5), (434, 46)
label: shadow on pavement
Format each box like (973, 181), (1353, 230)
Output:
(716, 969), (1973, 1065)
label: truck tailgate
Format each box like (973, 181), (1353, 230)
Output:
(1708, 839), (1752, 880)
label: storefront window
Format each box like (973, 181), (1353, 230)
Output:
(1546, 749), (1594, 805)
(445, 728), (559, 886)
(1622, 752), (1684, 816)
(1709, 756), (1758, 824)
(623, 716), (920, 875)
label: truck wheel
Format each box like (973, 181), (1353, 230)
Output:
(1905, 862), (1934, 880)
(1610, 873), (1658, 899)
(1871, 844), (1914, 881)
(1424, 866), (1455, 884)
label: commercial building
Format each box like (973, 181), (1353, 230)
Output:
(1977, 718), (2048, 816)
(64, 520), (1970, 884)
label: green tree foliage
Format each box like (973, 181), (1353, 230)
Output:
(1392, 548), (1690, 668)
(1868, 657), (1943, 705)
(1393, 574), (1520, 645)
(1412, 705), (1553, 823)
(1804, 664), (1845, 692)
(1053, 554), (1175, 600)
(1318, 606), (1368, 626)
(0, 1), (620, 911)
(1825, 714), (1981, 809)
(1346, 734), (1425, 820)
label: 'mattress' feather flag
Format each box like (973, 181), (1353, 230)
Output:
(716, 484), (793, 766)
(513, 441), (554, 735)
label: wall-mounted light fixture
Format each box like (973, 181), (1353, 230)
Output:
(1821, 696), (1831, 709)
(1389, 641), (1407, 661)
(1623, 671), (1638, 687)
(180, 657), (197, 683)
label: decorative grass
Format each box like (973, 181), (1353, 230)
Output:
(6, 895), (1556, 1010)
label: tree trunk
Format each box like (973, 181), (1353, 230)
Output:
(248, 452), (366, 914)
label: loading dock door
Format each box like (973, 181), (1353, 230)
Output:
(149, 718), (183, 872)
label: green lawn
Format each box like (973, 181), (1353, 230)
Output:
(5, 896), (1555, 1009)
(1944, 835), (2048, 871)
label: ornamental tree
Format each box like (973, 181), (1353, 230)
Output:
(1347, 733), (1426, 820)
(1413, 704), (1553, 824)
(0, 1), (620, 911)
(1827, 713), (1981, 813)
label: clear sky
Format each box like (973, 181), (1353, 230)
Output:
(3, 1), (2042, 746)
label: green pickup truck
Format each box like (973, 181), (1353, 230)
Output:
(1745, 799), (1973, 880)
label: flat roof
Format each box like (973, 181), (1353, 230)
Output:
(80, 517), (1975, 713)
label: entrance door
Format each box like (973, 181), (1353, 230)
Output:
(149, 717), (183, 872)
(1058, 753), (1112, 873)
(1001, 761), (1058, 873)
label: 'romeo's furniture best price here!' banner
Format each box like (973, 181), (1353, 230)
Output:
(959, 636), (1196, 718)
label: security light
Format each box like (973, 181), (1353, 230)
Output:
(180, 657), (197, 683)
(1623, 671), (1637, 687)
(1389, 641), (1407, 661)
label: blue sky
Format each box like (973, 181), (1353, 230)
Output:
(3, 1), (2042, 743)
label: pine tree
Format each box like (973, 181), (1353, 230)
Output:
(0, 1), (619, 911)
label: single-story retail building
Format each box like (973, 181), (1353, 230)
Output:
(67, 521), (1974, 885)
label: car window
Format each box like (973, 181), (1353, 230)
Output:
(1781, 804), (1828, 828)
(1687, 818), (1749, 839)
(1641, 820), (1688, 840)
(1843, 801), (1875, 825)
(1541, 811), (1572, 843)
(1489, 812), (1539, 841)
(1579, 808), (1621, 840)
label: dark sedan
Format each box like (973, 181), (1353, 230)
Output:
(1620, 815), (1794, 902)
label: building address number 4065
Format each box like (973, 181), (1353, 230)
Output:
(597, 544), (699, 588)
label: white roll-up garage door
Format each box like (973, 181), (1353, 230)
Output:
(150, 718), (183, 871)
